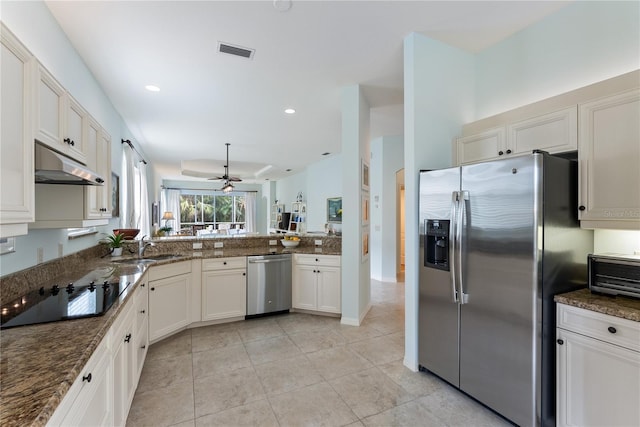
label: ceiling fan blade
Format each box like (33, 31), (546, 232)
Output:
(228, 177), (242, 182)
(207, 176), (225, 181)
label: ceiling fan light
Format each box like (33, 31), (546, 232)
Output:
(221, 182), (234, 193)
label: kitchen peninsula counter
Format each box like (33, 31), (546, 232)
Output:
(555, 288), (640, 322)
(0, 237), (341, 426)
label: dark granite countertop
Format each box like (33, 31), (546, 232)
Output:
(555, 288), (640, 322)
(0, 245), (341, 426)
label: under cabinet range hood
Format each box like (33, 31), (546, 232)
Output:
(34, 143), (104, 185)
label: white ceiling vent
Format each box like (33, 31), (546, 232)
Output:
(218, 42), (255, 59)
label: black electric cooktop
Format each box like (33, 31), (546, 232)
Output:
(1, 267), (136, 329)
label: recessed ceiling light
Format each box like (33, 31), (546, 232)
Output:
(284, 108), (296, 114)
(145, 85), (160, 92)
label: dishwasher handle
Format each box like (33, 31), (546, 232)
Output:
(248, 258), (290, 264)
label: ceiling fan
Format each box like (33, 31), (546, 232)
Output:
(209, 143), (242, 192)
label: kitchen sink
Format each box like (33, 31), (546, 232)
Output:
(114, 254), (183, 264)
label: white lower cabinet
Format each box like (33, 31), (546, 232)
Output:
(112, 278), (148, 427)
(148, 261), (191, 342)
(112, 297), (135, 427)
(201, 257), (247, 321)
(556, 304), (640, 427)
(46, 335), (112, 427)
(293, 254), (341, 314)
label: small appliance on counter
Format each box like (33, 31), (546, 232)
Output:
(588, 253), (640, 299)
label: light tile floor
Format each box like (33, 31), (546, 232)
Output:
(126, 279), (511, 427)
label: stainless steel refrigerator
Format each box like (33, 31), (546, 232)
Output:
(418, 151), (592, 427)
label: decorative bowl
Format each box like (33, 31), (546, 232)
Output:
(113, 228), (140, 240)
(280, 239), (300, 248)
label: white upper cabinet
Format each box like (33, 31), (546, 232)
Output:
(578, 89), (640, 229)
(35, 62), (88, 164)
(508, 106), (577, 155)
(456, 127), (506, 165)
(85, 120), (112, 219)
(456, 106), (577, 165)
(64, 94), (88, 163)
(0, 24), (35, 238)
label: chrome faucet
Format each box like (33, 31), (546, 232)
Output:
(138, 235), (155, 257)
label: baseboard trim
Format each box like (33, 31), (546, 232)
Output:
(340, 301), (372, 326)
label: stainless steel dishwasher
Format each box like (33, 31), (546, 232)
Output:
(246, 254), (292, 317)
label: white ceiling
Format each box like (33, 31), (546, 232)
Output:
(45, 0), (571, 183)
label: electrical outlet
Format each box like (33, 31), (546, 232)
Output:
(214, 242), (223, 249)
(269, 240), (277, 246)
(58, 242), (64, 257)
(314, 240), (322, 246)
(37, 247), (44, 264)
(193, 242), (203, 250)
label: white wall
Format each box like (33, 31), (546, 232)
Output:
(475, 1), (640, 118)
(403, 0), (640, 372)
(403, 33), (476, 371)
(341, 85), (371, 325)
(306, 155), (342, 232)
(370, 135), (404, 282)
(594, 230), (640, 255)
(0, 1), (138, 276)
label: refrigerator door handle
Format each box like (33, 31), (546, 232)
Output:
(449, 191), (459, 303)
(457, 190), (469, 304)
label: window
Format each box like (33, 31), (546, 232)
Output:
(179, 191), (246, 229)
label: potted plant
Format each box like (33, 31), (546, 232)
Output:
(105, 232), (126, 256)
(157, 225), (172, 236)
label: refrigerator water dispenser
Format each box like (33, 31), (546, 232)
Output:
(425, 219), (450, 271)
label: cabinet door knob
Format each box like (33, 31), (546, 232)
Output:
(498, 151), (504, 156)
(506, 149), (512, 154)
(82, 373), (92, 383)
(223, 261), (227, 265)
(140, 310), (145, 314)
(141, 283), (145, 287)
(313, 270), (316, 273)
(578, 205), (586, 211)
(242, 272), (246, 276)
(141, 345), (146, 350)
(608, 326), (617, 334)
(151, 287), (155, 291)
(557, 339), (564, 345)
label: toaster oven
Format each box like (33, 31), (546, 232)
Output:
(588, 253), (640, 299)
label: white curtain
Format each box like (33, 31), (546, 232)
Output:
(161, 189), (181, 233)
(122, 144), (151, 238)
(245, 192), (257, 233)
(121, 147), (137, 229)
(137, 162), (151, 238)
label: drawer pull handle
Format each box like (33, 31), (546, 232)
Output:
(124, 333), (132, 343)
(557, 339), (564, 345)
(607, 326), (617, 334)
(141, 345), (146, 350)
(82, 373), (92, 383)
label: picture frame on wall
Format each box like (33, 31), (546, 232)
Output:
(361, 159), (369, 191)
(111, 173), (120, 217)
(327, 197), (342, 223)
(362, 230), (369, 262)
(361, 193), (369, 225)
